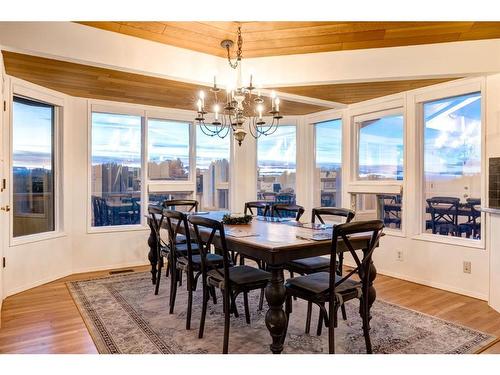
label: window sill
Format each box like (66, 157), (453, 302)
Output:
(10, 231), (68, 247)
(411, 233), (485, 250)
(87, 224), (150, 235)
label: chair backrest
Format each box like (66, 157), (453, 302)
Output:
(148, 204), (165, 252)
(163, 209), (195, 266)
(92, 196), (109, 226)
(273, 203), (305, 221)
(244, 201), (270, 217)
(188, 215), (231, 289)
(312, 207), (355, 225)
(162, 199), (198, 212)
(329, 220), (384, 299)
(426, 196), (459, 226)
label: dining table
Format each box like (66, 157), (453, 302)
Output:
(146, 210), (379, 354)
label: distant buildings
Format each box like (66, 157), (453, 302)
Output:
(196, 158), (229, 210)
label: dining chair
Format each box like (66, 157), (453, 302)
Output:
(272, 203), (305, 221)
(162, 199), (199, 212)
(426, 197), (460, 236)
(188, 215), (271, 354)
(148, 204), (170, 295)
(458, 198), (481, 239)
(163, 209), (222, 329)
(244, 201), (271, 217)
(92, 196), (111, 226)
(282, 219), (384, 354)
(377, 195), (401, 229)
(285, 207), (355, 334)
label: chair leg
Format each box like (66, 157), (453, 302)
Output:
(281, 294), (292, 346)
(198, 284), (209, 339)
(169, 265), (178, 314)
(223, 289), (231, 354)
(361, 298), (373, 354)
(243, 291), (251, 324)
(305, 301), (312, 334)
(178, 269), (183, 287)
(258, 288), (265, 311)
(210, 286), (218, 304)
(317, 303), (325, 336)
(328, 302), (336, 354)
(154, 259), (162, 295)
(229, 290), (239, 318)
(186, 289), (193, 330)
(341, 303), (347, 321)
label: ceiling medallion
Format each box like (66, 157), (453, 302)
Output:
(194, 26), (282, 146)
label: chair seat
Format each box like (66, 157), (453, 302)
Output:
(285, 271), (361, 297)
(175, 242), (200, 255)
(207, 265), (271, 289)
(177, 253), (224, 271)
(286, 256), (330, 273)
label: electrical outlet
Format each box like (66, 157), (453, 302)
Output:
(396, 250), (404, 262)
(463, 261), (472, 274)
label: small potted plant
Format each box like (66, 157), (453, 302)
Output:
(222, 213), (253, 225)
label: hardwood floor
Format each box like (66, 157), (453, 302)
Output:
(1, 265), (500, 354)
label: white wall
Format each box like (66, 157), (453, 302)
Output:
(70, 98), (149, 274)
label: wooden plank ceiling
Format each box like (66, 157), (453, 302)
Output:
(1, 51), (329, 115)
(77, 21), (500, 58)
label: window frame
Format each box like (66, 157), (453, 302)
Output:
(411, 79), (486, 249)
(312, 114), (344, 209)
(255, 119), (299, 202)
(346, 98), (406, 237)
(9, 80), (66, 246)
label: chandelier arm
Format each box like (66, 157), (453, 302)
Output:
(199, 122), (218, 137)
(248, 117), (261, 139)
(264, 118), (280, 136)
(256, 120), (276, 135)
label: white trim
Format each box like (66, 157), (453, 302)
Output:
(70, 261), (151, 277)
(5, 269), (71, 298)
(8, 78), (66, 245)
(413, 77), (486, 249)
(87, 224), (149, 234)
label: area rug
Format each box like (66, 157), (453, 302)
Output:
(67, 271), (496, 354)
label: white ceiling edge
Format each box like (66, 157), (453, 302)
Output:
(1, 22), (499, 102)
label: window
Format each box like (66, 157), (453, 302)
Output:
(356, 112), (404, 180)
(12, 96), (56, 237)
(91, 112), (142, 227)
(422, 92), (481, 240)
(315, 119), (342, 207)
(257, 125), (296, 204)
(148, 119), (190, 181)
(196, 127), (230, 210)
(351, 193), (403, 230)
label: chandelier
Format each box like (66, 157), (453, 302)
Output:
(194, 26), (282, 146)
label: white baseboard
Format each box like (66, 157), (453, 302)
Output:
(344, 261), (488, 301)
(71, 260), (150, 276)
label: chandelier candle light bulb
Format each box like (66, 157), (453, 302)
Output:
(275, 97), (280, 112)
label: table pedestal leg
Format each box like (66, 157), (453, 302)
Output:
(147, 221), (158, 285)
(265, 264), (287, 354)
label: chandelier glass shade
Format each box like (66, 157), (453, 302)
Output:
(194, 27), (282, 146)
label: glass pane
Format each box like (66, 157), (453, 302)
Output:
(315, 119), (342, 207)
(12, 97), (55, 237)
(91, 112), (142, 227)
(257, 126), (296, 206)
(196, 127), (230, 210)
(358, 114), (404, 180)
(423, 92), (481, 240)
(149, 191), (193, 211)
(352, 193), (403, 230)
(148, 119), (190, 180)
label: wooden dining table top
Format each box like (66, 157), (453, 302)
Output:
(151, 210), (376, 265)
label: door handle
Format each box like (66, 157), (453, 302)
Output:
(1, 205), (10, 212)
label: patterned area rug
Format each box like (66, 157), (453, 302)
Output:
(67, 271), (496, 354)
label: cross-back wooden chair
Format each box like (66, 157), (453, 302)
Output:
(244, 201), (271, 217)
(148, 204), (169, 295)
(283, 219), (384, 354)
(188, 215), (271, 354)
(163, 209), (222, 329)
(272, 203), (305, 221)
(162, 199), (198, 212)
(285, 207), (355, 334)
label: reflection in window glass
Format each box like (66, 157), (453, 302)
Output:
(149, 191), (193, 211)
(148, 119), (190, 180)
(315, 119), (342, 207)
(91, 112), (142, 227)
(196, 127), (230, 210)
(257, 126), (296, 204)
(352, 193), (402, 230)
(358, 114), (404, 180)
(423, 92), (481, 240)
(12, 97), (55, 237)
